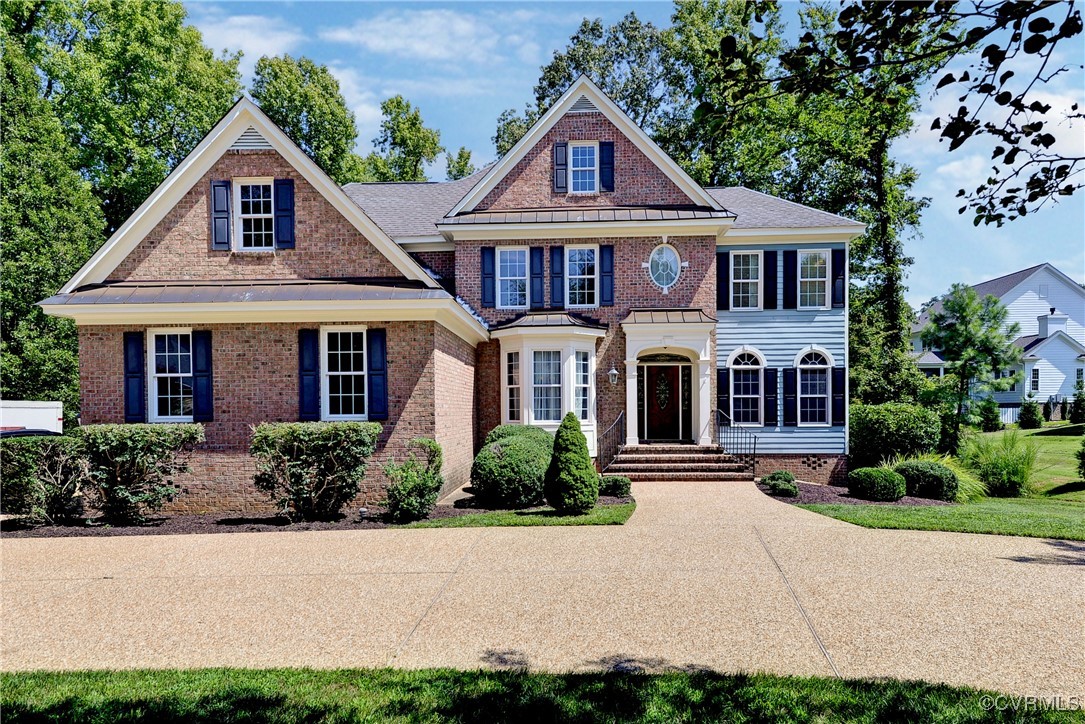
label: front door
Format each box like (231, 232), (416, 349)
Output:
(644, 365), (682, 441)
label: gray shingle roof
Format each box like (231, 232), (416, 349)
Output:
(705, 187), (863, 229)
(342, 169), (486, 238)
(909, 350), (946, 365)
(912, 263), (1048, 332)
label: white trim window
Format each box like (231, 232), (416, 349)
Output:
(322, 326), (368, 420)
(234, 177), (275, 251)
(148, 329), (193, 422)
(798, 250), (830, 309)
(532, 350), (563, 422)
(731, 251), (762, 310)
(506, 351), (521, 422)
(648, 243), (682, 292)
(575, 350), (591, 421)
(497, 247), (528, 309)
(1031, 367), (1040, 392)
(569, 141), (598, 193)
(566, 245), (598, 308)
(1077, 368), (1084, 384)
(797, 351), (830, 426)
(1001, 368), (1017, 392)
(730, 351), (763, 426)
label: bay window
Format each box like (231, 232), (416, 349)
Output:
(532, 351), (563, 422)
(506, 351), (521, 422)
(575, 351), (590, 421)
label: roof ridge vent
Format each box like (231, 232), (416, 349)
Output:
(568, 94), (599, 114)
(230, 125), (273, 150)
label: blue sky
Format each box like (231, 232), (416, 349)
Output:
(185, 1), (1084, 308)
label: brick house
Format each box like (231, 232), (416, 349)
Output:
(42, 77), (865, 511)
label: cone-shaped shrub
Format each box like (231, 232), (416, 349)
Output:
(544, 412), (599, 515)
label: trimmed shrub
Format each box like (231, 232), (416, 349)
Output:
(961, 430), (1038, 497)
(483, 424), (554, 450)
(977, 397), (1003, 432)
(251, 421), (381, 520)
(847, 467), (906, 502)
(385, 438), (444, 523)
(1041, 399), (1054, 422)
(544, 412), (599, 515)
(1060, 398), (1069, 421)
(1018, 396), (1043, 430)
(599, 475), (631, 497)
(1071, 379), (1085, 424)
(77, 424), (203, 523)
(892, 460), (958, 501)
(470, 436), (550, 508)
(849, 403), (941, 468)
(1076, 437), (1085, 481)
(0, 435), (88, 524)
(885, 452), (987, 502)
(761, 470), (795, 485)
(767, 479), (799, 497)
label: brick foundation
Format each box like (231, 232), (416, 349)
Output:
(756, 454), (848, 486)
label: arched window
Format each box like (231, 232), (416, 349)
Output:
(730, 351), (763, 426)
(797, 351), (830, 425)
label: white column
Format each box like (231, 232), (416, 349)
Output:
(697, 359), (713, 445)
(625, 359), (639, 446)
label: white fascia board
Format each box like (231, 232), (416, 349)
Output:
(448, 76), (723, 216)
(719, 226), (867, 245)
(395, 236), (455, 252)
(1027, 330), (1085, 356)
(441, 218), (733, 241)
(41, 298), (489, 345)
(490, 326), (606, 341)
(1001, 263), (1085, 304)
(61, 98), (438, 293)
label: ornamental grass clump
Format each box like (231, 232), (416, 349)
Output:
(384, 438), (444, 523)
(0, 435), (89, 524)
(847, 467), (906, 502)
(251, 421), (381, 520)
(543, 413), (599, 515)
(77, 423), (204, 524)
(961, 430), (1038, 497)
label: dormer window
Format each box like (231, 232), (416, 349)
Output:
(235, 177), (275, 250)
(570, 142), (598, 193)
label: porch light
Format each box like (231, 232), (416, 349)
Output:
(608, 367), (620, 385)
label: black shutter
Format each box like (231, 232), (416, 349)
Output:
(367, 328), (388, 421)
(274, 178), (295, 249)
(298, 329), (320, 421)
(763, 250), (778, 310)
(480, 247), (495, 308)
(191, 330), (213, 422)
(716, 250), (730, 310)
(553, 142), (568, 193)
(782, 368), (798, 426)
(210, 180), (231, 250)
(716, 367), (730, 419)
(123, 331), (146, 423)
(782, 250), (798, 310)
(764, 368), (779, 427)
(600, 245), (614, 307)
(831, 366), (846, 426)
(550, 246), (564, 308)
(831, 248), (846, 308)
(599, 141), (614, 192)
(530, 247), (545, 310)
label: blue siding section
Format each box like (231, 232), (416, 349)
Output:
(717, 242), (847, 454)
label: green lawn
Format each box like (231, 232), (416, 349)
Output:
(5, 667), (1079, 723)
(989, 423), (1085, 501)
(402, 502), (636, 528)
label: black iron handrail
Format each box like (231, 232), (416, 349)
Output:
(714, 409), (758, 477)
(597, 411), (626, 472)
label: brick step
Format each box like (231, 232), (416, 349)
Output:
(606, 462), (748, 473)
(611, 454), (740, 464)
(620, 471), (754, 482)
(622, 445), (724, 454)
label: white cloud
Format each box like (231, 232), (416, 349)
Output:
(319, 9), (500, 64)
(327, 65), (382, 153)
(190, 11), (306, 81)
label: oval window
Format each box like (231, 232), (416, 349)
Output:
(649, 244), (681, 291)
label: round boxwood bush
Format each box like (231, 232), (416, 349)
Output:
(761, 470), (795, 485)
(849, 403), (940, 468)
(599, 475), (631, 497)
(847, 467), (906, 502)
(893, 460), (958, 501)
(544, 413), (599, 515)
(768, 479), (799, 498)
(470, 436), (550, 508)
(483, 424), (554, 450)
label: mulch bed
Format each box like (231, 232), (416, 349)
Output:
(758, 481), (953, 507)
(0, 496), (633, 538)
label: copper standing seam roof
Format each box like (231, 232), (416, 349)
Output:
(439, 207), (733, 226)
(39, 279), (452, 306)
(621, 308), (718, 325)
(490, 311), (608, 331)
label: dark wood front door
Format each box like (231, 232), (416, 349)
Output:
(645, 365), (681, 441)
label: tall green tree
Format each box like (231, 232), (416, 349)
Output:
(1, 35), (106, 422)
(363, 96), (443, 182)
(250, 54), (368, 185)
(920, 284), (1022, 445)
(5, 0), (243, 233)
(445, 147), (476, 180)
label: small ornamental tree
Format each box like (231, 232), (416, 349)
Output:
(544, 413), (599, 515)
(977, 397), (1003, 432)
(1071, 377), (1085, 424)
(1018, 394), (1043, 430)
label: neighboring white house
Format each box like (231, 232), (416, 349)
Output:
(912, 263), (1085, 422)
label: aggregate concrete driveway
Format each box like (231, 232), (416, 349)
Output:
(2, 481), (1082, 698)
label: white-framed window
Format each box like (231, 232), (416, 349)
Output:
(532, 350), (563, 422)
(731, 251), (762, 310)
(798, 250), (830, 309)
(575, 351), (591, 421)
(730, 351), (763, 426)
(1077, 368), (1084, 384)
(1001, 368), (1017, 392)
(497, 247), (528, 309)
(648, 244), (682, 292)
(1031, 367), (1040, 392)
(566, 245), (598, 308)
(506, 351), (521, 422)
(148, 329), (193, 422)
(797, 351), (830, 426)
(234, 177), (275, 251)
(569, 141), (598, 193)
(321, 326), (368, 420)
